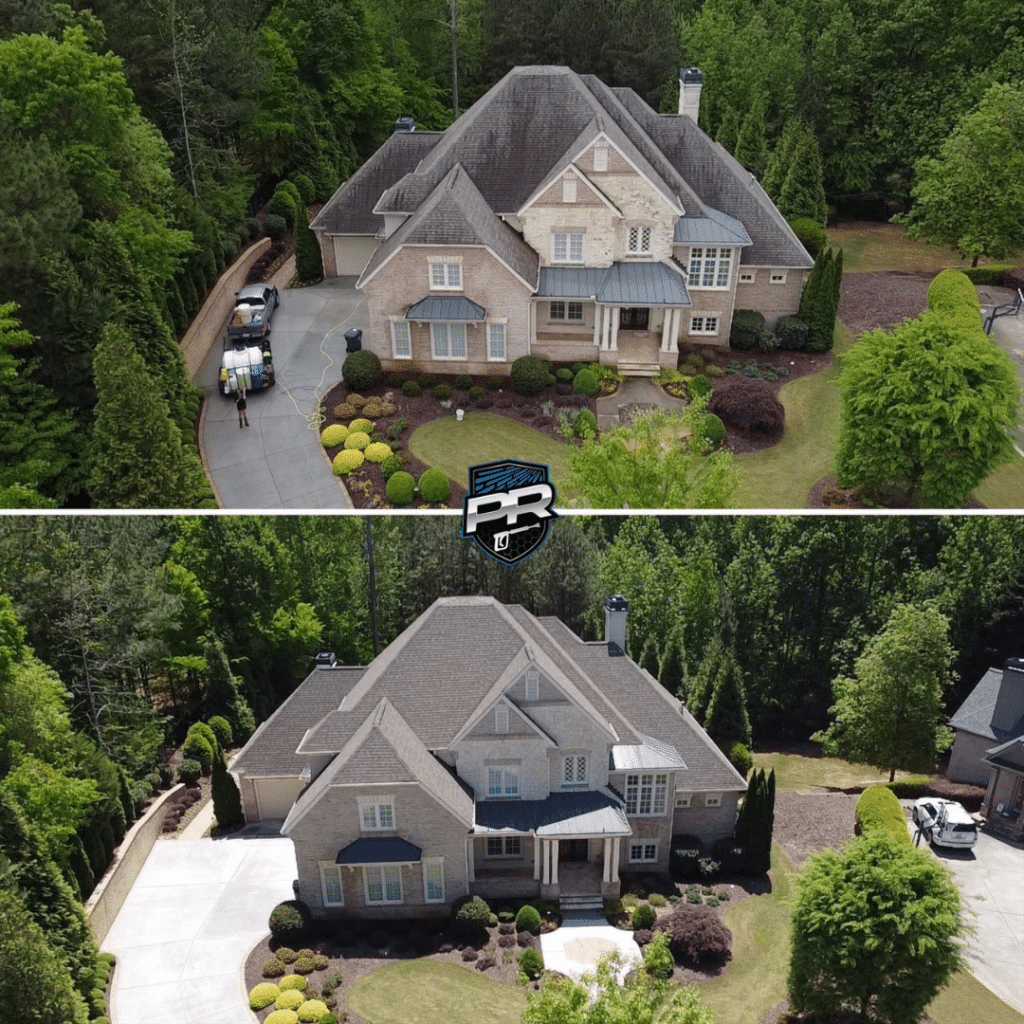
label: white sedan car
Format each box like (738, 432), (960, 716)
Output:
(912, 797), (979, 849)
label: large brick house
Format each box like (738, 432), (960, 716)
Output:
(230, 596), (747, 919)
(311, 66), (813, 377)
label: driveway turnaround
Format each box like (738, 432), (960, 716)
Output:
(102, 832), (297, 1024)
(198, 278), (365, 508)
(539, 913), (642, 985)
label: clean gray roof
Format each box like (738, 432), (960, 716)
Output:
(984, 737), (1024, 771)
(336, 836), (422, 864)
(611, 734), (686, 771)
(474, 788), (629, 837)
(406, 295), (486, 321)
(674, 207), (752, 245)
(229, 666), (363, 777)
(596, 261), (690, 305)
(949, 667), (1024, 742)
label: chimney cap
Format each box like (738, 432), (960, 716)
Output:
(604, 594), (628, 612)
(680, 67), (704, 84)
(315, 651), (337, 668)
(394, 115), (415, 133)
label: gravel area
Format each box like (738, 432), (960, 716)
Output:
(838, 270), (933, 335)
(772, 791), (862, 866)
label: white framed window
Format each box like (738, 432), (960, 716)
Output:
(704, 792), (722, 807)
(552, 232), (584, 264)
(319, 863), (344, 906)
(422, 858), (445, 902)
(485, 837), (522, 858)
(495, 704), (509, 733)
(739, 270), (756, 283)
(431, 322), (467, 359)
(687, 247), (732, 289)
(550, 301), (583, 321)
(627, 225), (652, 254)
(429, 261), (462, 290)
(690, 316), (719, 336)
(358, 795), (395, 831)
(364, 864), (403, 904)
(562, 173), (577, 203)
(769, 271), (787, 284)
(391, 320), (411, 359)
(624, 773), (668, 815)
(629, 842), (658, 863)
(593, 146), (608, 172)
(487, 322), (506, 361)
(487, 765), (519, 798)
(674, 791), (692, 808)
(562, 755), (588, 786)
(525, 669), (539, 701)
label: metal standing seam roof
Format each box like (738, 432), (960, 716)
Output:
(537, 263), (691, 305)
(473, 788), (630, 837)
(674, 206), (752, 245)
(406, 295), (486, 321)
(536, 267), (606, 298)
(610, 733), (686, 771)
(336, 836), (422, 865)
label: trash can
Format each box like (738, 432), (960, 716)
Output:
(344, 328), (362, 353)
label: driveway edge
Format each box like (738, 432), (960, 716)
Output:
(240, 931), (267, 1024)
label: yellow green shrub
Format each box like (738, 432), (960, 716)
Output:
(333, 449), (364, 474)
(297, 999), (330, 1022)
(249, 983), (280, 1010)
(266, 1011), (299, 1024)
(364, 442), (392, 463)
(348, 418), (374, 434)
(320, 425), (348, 448)
(855, 784), (911, 845)
(275, 989), (304, 1011)
(278, 975), (307, 992)
(344, 431), (370, 450)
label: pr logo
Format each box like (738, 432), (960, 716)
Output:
(461, 460), (560, 566)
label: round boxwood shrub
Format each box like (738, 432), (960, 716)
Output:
(276, 990), (305, 1011)
(519, 947), (544, 979)
(386, 471), (416, 505)
(364, 442), (392, 463)
(250, 983), (281, 1010)
(182, 733), (213, 774)
(380, 453), (403, 479)
(454, 374), (473, 390)
(278, 973), (306, 991)
(702, 413), (726, 446)
(266, 1011), (299, 1024)
(262, 958), (286, 978)
(689, 374), (712, 399)
(730, 308), (766, 350)
(348, 417), (373, 434)
(512, 355), (552, 395)
(454, 895), (492, 936)
(855, 784), (911, 844)
(572, 368), (599, 396)
(348, 394), (367, 409)
(293, 956), (317, 975)
(207, 716), (233, 748)
(727, 741), (752, 776)
(297, 999), (329, 1022)
(178, 758), (201, 787)
(343, 431), (370, 451)
(188, 720), (218, 749)
(434, 384), (452, 401)
(332, 449), (364, 475)
(333, 402), (356, 420)
(515, 904), (541, 934)
(320, 424), (349, 448)
(573, 409), (598, 438)
(342, 349), (382, 391)
(555, 367), (574, 381)
(262, 214), (287, 242)
(418, 468), (451, 503)
(632, 903), (657, 930)
(402, 380), (421, 397)
(387, 372), (404, 387)
(269, 900), (311, 944)
(275, 947), (298, 964)
(468, 385), (484, 399)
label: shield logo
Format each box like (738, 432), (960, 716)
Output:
(461, 460), (561, 566)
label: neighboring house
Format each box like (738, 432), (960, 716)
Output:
(947, 657), (1024, 838)
(231, 595), (747, 919)
(311, 66), (813, 378)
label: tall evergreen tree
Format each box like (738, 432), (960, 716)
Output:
(734, 767), (775, 873)
(761, 118), (800, 201)
(734, 94), (769, 178)
(798, 246), (839, 352)
(776, 120), (828, 225)
(203, 636), (256, 741)
(703, 648), (752, 749)
(211, 741), (243, 829)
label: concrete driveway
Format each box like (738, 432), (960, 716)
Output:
(979, 287), (1024, 457)
(914, 826), (1024, 1014)
(197, 277), (365, 508)
(102, 832), (296, 1024)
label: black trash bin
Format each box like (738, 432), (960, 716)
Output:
(344, 328), (362, 353)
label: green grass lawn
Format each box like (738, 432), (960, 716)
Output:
(751, 749), (921, 792)
(347, 959), (528, 1024)
(408, 412), (574, 496)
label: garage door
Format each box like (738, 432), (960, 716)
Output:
(254, 777), (304, 820)
(333, 235), (379, 277)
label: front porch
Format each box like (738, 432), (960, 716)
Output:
(980, 739), (1024, 840)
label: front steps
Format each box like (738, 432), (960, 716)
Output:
(617, 360), (662, 377)
(559, 894), (604, 913)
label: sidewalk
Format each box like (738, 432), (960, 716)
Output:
(595, 377), (687, 431)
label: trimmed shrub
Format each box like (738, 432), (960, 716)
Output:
(182, 733), (213, 774)
(727, 741), (753, 777)
(266, 1011), (300, 1024)
(487, 375), (509, 390)
(573, 409), (598, 438)
(418, 468), (450, 503)
(187, 720), (218, 749)
(178, 758), (201, 787)
(643, 930), (675, 979)
(572, 368), (599, 396)
(269, 900), (310, 944)
(689, 374), (712, 399)
(855, 784), (911, 845)
(298, 999), (330, 1022)
(263, 958), (287, 978)
(207, 716), (233, 748)
(511, 355), (552, 395)
(332, 449), (364, 475)
(701, 413), (726, 446)
(250, 983), (281, 1010)
(648, 892), (667, 908)
(386, 470), (416, 504)
(342, 350), (382, 391)
(313, 954), (329, 970)
(343, 431), (370, 451)
(276, 990), (305, 1011)
(788, 217), (828, 259)
(632, 903), (657, 930)
(292, 174), (316, 204)
(347, 417), (373, 433)
(320, 425), (349, 448)
(293, 956), (317, 974)
(454, 374), (474, 390)
(706, 363), (725, 378)
(364, 442), (392, 463)
(386, 372), (405, 387)
(454, 895), (492, 936)
(468, 385), (484, 399)
(730, 309), (766, 350)
(555, 367), (574, 381)
(462, 948), (479, 961)
(276, 946), (298, 964)
(515, 904), (542, 934)
(334, 402), (356, 420)
(775, 314), (810, 350)
(708, 377), (785, 434)
(476, 956), (497, 971)
(380, 454), (403, 479)
(654, 905), (732, 968)
(278, 973), (307, 990)
(519, 947), (544, 979)
(961, 263), (1015, 285)
(262, 214), (287, 241)
(433, 384), (452, 401)
(402, 380), (422, 397)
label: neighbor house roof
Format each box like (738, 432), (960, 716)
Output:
(949, 666), (1024, 743)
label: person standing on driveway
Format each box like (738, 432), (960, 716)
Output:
(235, 389), (249, 428)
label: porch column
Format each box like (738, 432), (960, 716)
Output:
(467, 837), (475, 882)
(610, 836), (620, 879)
(667, 308), (680, 352)
(534, 836), (542, 880)
(601, 305), (612, 350)
(593, 305), (602, 349)
(541, 840), (550, 884)
(610, 308), (620, 352)
(551, 839), (559, 885)
(602, 837), (612, 883)
(981, 768), (999, 816)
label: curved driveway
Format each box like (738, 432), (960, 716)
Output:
(197, 277), (365, 508)
(102, 830), (296, 1024)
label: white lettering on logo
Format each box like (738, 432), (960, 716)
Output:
(464, 484), (555, 535)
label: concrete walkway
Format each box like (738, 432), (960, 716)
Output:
(595, 377), (687, 431)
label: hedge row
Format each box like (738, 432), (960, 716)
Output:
(854, 784), (911, 845)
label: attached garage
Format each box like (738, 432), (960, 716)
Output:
(254, 777), (305, 821)
(331, 235), (379, 278)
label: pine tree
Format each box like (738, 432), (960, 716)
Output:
(294, 213), (324, 282)
(734, 95), (769, 178)
(734, 768), (776, 874)
(776, 121), (828, 225)
(762, 119), (801, 200)
(88, 322), (192, 508)
(704, 649), (752, 749)
(799, 247), (840, 352)
(715, 106), (741, 154)
(211, 742), (243, 830)
(203, 636), (256, 741)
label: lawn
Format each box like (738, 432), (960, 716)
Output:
(409, 412), (574, 494)
(346, 959), (528, 1024)
(752, 749), (922, 792)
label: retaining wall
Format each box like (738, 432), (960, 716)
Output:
(85, 784), (185, 946)
(180, 238), (272, 380)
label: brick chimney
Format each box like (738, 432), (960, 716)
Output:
(991, 657), (1024, 732)
(678, 67), (704, 123)
(604, 595), (628, 657)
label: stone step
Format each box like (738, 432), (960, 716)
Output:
(617, 361), (661, 377)
(559, 895), (605, 911)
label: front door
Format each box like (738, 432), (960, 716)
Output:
(619, 307), (650, 330)
(559, 838), (589, 862)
